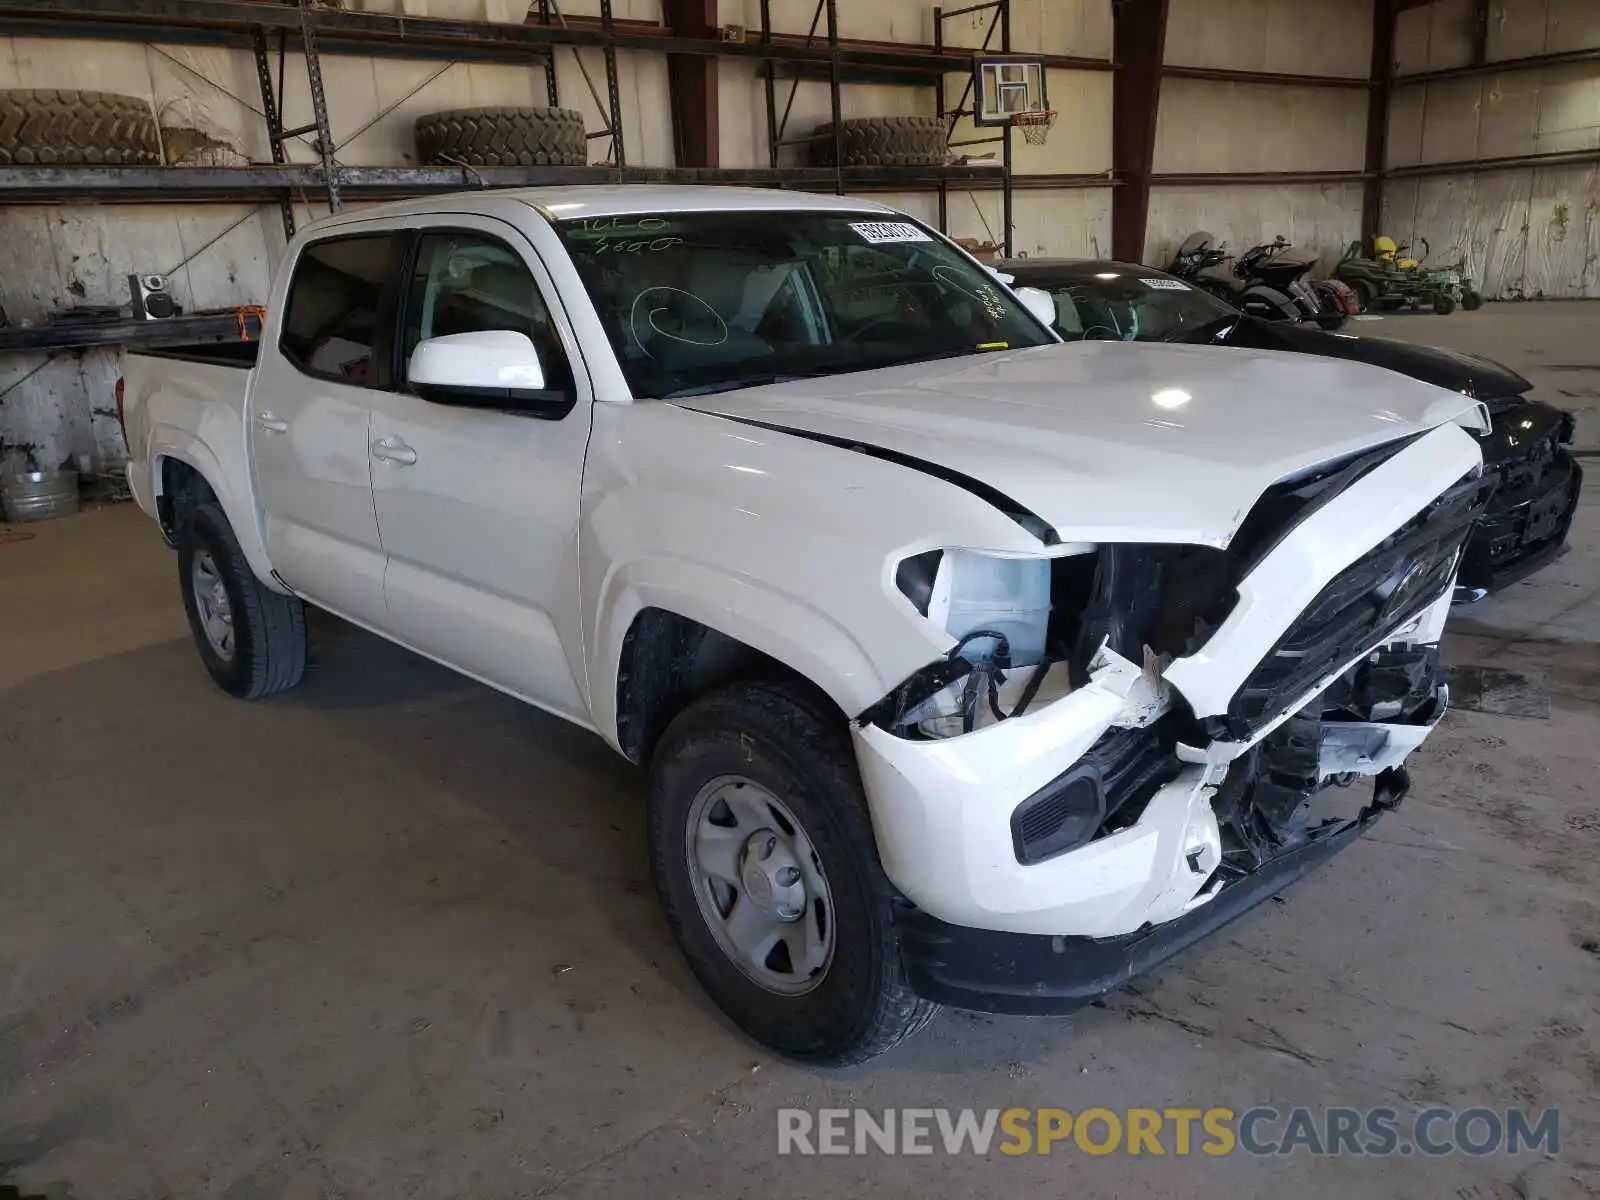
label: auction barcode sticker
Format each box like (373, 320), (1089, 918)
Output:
(849, 221), (932, 244)
(1140, 277), (1190, 290)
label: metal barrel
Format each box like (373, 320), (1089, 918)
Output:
(1, 470), (80, 523)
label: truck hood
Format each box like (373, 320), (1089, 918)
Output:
(674, 341), (1482, 548)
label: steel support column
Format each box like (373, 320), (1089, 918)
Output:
(600, 0), (626, 168)
(998, 0), (1013, 256)
(1110, 0), (1167, 262)
(297, 0), (340, 212)
(250, 25), (295, 238)
(1362, 0), (1397, 247)
(825, 0), (842, 193)
(664, 0), (717, 167)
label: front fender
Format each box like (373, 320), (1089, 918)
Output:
(587, 555), (888, 752)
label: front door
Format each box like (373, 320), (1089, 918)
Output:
(366, 219), (594, 721)
(250, 230), (403, 626)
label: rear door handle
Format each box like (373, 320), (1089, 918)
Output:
(372, 436), (417, 466)
(255, 411), (288, 434)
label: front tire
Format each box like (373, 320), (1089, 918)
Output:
(1432, 292), (1457, 315)
(648, 681), (938, 1065)
(1462, 289), (1483, 311)
(178, 502), (306, 699)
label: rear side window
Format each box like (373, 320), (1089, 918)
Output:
(278, 233), (400, 387)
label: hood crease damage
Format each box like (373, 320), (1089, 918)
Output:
(690, 409), (1062, 546)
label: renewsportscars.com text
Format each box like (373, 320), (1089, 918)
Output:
(777, 1106), (1560, 1158)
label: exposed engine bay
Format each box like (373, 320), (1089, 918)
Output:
(857, 439), (1492, 905)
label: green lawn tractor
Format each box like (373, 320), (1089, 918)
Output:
(1336, 236), (1483, 314)
(1404, 239), (1483, 314)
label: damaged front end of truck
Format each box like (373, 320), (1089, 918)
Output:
(850, 430), (1493, 1012)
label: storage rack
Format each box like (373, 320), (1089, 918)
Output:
(0, 0), (1121, 354)
(0, 0), (1069, 215)
(755, 0), (1062, 259)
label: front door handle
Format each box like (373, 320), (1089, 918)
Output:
(255, 411), (289, 434)
(372, 436), (417, 467)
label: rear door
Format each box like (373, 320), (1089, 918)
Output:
(251, 229), (405, 626)
(365, 216), (594, 720)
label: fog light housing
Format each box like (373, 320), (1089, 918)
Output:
(1011, 768), (1105, 865)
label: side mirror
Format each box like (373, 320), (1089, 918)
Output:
(1014, 285), (1057, 329)
(408, 330), (573, 419)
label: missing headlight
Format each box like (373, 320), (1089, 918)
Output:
(868, 542), (1231, 740)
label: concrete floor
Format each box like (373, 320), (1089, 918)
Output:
(2, 303), (1598, 1199)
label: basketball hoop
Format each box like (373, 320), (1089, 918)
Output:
(1011, 108), (1057, 146)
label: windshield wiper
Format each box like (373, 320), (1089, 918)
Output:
(859, 346), (996, 373)
(660, 373), (807, 398)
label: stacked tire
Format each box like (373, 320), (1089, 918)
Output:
(809, 116), (946, 168)
(415, 106), (587, 167)
(0, 90), (160, 165)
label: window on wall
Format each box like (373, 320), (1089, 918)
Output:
(400, 231), (574, 395)
(278, 234), (400, 387)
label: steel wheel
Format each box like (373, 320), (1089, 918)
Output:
(190, 549), (235, 661)
(686, 774), (835, 996)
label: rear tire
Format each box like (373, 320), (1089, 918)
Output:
(1432, 292), (1457, 315)
(647, 681), (938, 1065)
(178, 503), (306, 699)
(1351, 278), (1376, 312)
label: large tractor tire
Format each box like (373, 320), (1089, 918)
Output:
(809, 116), (947, 167)
(0, 90), (160, 166)
(415, 106), (587, 167)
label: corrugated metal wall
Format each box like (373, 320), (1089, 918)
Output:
(1143, 0), (1373, 270)
(1383, 0), (1600, 297)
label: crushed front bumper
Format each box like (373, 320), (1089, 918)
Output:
(852, 425), (1483, 1010)
(854, 427), (1477, 941)
(894, 768), (1408, 1014)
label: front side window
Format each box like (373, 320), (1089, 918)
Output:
(401, 231), (574, 394)
(553, 211), (1054, 398)
(279, 233), (400, 386)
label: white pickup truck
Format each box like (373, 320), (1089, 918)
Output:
(123, 186), (1492, 1065)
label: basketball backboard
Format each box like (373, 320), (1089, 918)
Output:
(973, 57), (1047, 126)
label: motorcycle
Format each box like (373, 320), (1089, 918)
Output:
(1169, 232), (1346, 330)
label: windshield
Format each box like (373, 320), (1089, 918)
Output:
(553, 211), (1054, 398)
(1043, 271), (1238, 344)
